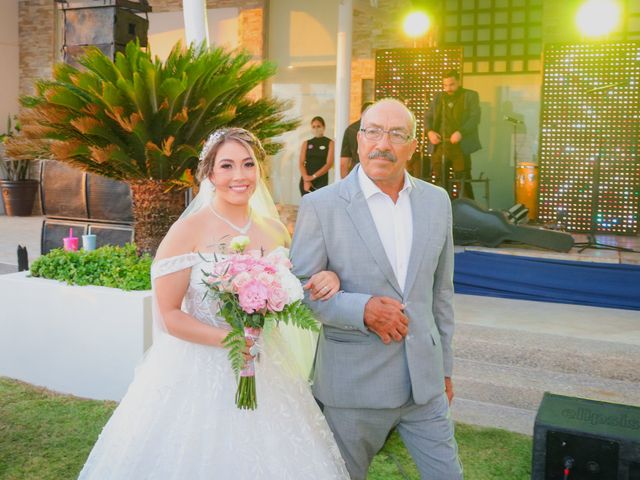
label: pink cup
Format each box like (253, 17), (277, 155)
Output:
(63, 237), (79, 252)
(63, 228), (79, 251)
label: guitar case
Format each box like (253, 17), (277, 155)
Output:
(452, 199), (574, 252)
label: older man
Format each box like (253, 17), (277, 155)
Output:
(291, 99), (462, 479)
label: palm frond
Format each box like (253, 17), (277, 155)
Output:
(6, 41), (299, 184)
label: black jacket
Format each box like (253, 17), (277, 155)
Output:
(424, 88), (482, 155)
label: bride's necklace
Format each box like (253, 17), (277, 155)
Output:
(209, 204), (253, 234)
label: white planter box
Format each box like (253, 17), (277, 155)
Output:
(0, 271), (152, 401)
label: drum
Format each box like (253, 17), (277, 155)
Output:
(515, 162), (538, 220)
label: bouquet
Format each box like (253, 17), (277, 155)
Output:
(202, 236), (318, 410)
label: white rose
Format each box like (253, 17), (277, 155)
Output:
(276, 265), (304, 303)
(229, 235), (250, 253)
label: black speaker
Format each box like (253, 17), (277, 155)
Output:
(88, 224), (134, 249)
(40, 159), (134, 223)
(532, 392), (640, 480)
(41, 220), (134, 255)
(40, 160), (88, 219)
(61, 1), (150, 67)
(86, 173), (133, 223)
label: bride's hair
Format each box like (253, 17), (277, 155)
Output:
(196, 128), (267, 183)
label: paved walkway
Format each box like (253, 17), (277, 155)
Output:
(0, 216), (42, 273)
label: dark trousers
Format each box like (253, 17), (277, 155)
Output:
(430, 143), (474, 200)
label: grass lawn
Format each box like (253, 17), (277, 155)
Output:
(0, 377), (532, 479)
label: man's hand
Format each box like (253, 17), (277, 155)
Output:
(427, 130), (441, 145)
(445, 377), (454, 404)
(450, 131), (462, 144)
(363, 297), (409, 344)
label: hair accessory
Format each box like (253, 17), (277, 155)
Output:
(199, 129), (227, 162)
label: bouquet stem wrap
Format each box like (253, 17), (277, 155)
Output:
(236, 327), (261, 409)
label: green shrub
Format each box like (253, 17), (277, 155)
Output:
(30, 244), (152, 291)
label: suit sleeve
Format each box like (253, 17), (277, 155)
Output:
(460, 90), (481, 138)
(431, 193), (455, 377)
(290, 195), (371, 333)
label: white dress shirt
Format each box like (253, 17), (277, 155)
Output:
(358, 166), (413, 292)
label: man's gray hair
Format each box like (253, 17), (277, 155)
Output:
(360, 98), (417, 138)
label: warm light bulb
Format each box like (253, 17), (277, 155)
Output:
(576, 0), (620, 37)
(403, 11), (430, 38)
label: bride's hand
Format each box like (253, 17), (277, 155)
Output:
(304, 271), (340, 301)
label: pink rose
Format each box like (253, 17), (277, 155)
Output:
(262, 263), (277, 274)
(228, 255), (257, 276)
(238, 278), (269, 314)
(232, 271), (252, 290)
(257, 271), (276, 286)
(267, 250), (293, 269)
(267, 286), (288, 312)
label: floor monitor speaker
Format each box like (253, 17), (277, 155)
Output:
(532, 392), (640, 479)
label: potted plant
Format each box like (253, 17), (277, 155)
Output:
(0, 116), (39, 216)
(6, 41), (297, 253)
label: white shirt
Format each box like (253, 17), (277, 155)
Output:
(358, 166), (413, 292)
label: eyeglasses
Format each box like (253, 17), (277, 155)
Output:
(359, 127), (413, 144)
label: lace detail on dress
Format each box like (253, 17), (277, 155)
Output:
(151, 253), (230, 329)
(151, 253), (201, 280)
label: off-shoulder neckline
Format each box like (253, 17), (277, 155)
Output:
(152, 246), (289, 265)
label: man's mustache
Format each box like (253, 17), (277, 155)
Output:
(368, 150), (397, 162)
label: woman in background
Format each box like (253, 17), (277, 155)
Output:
(299, 116), (334, 196)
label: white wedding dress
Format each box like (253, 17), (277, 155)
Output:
(78, 252), (349, 479)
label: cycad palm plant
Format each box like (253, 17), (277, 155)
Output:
(6, 41), (297, 254)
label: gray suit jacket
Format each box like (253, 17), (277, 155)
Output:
(290, 167), (455, 409)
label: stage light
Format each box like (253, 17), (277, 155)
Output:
(403, 11), (430, 38)
(538, 43), (640, 234)
(576, 0), (621, 37)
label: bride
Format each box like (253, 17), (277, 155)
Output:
(78, 128), (349, 479)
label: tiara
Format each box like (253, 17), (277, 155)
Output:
(199, 130), (227, 162)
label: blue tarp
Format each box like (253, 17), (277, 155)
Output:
(454, 251), (640, 311)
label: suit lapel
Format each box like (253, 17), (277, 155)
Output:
(342, 170), (403, 297)
(403, 179), (430, 298)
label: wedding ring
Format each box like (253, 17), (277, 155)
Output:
(321, 286), (328, 292)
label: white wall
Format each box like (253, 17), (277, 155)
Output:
(0, 0), (19, 133)
(147, 8), (239, 61)
(268, 0), (339, 205)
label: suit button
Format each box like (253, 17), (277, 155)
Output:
(406, 334), (413, 341)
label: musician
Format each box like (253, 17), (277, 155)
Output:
(425, 69), (481, 199)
